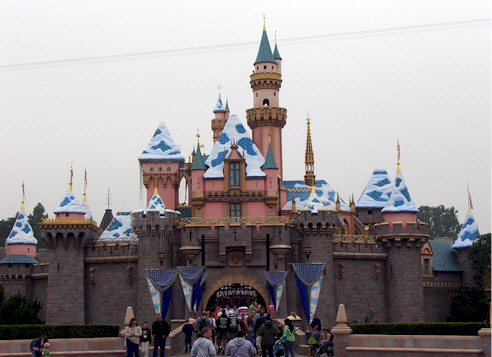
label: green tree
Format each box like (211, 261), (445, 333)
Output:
(0, 215), (17, 248)
(28, 203), (48, 249)
(417, 205), (461, 239)
(468, 233), (491, 289)
(0, 286), (42, 324)
(449, 287), (489, 323)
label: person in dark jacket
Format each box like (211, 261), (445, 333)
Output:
(256, 316), (278, 357)
(216, 309), (231, 354)
(152, 313), (171, 357)
(182, 318), (196, 353)
(225, 330), (257, 357)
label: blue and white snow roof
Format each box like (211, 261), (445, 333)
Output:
(54, 191), (86, 214)
(282, 180), (351, 212)
(452, 210), (480, 249)
(204, 115), (265, 178)
(381, 170), (419, 213)
(213, 94), (227, 113)
(356, 169), (393, 208)
(80, 199), (93, 219)
(99, 212), (135, 240)
(147, 192), (166, 214)
(139, 122), (185, 162)
(6, 209), (38, 245)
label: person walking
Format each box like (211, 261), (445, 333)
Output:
(140, 321), (152, 357)
(182, 318), (196, 353)
(191, 327), (216, 357)
(225, 330), (257, 357)
(152, 313), (170, 357)
(256, 316), (278, 357)
(216, 309), (230, 354)
(124, 317), (142, 357)
(30, 336), (47, 357)
(282, 319), (296, 357)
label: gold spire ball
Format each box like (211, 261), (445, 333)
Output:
(304, 115), (316, 186)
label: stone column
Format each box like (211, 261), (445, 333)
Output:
(479, 327), (491, 357)
(331, 304), (352, 357)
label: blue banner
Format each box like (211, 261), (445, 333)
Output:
(265, 271), (287, 312)
(146, 269), (177, 319)
(178, 266), (206, 313)
(292, 263), (324, 323)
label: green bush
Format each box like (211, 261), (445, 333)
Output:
(350, 322), (485, 336)
(0, 324), (120, 340)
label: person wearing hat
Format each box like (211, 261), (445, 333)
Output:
(256, 316), (278, 357)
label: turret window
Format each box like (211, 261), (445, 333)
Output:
(230, 162), (240, 186)
(263, 65), (267, 69)
(263, 99), (269, 106)
(230, 203), (241, 217)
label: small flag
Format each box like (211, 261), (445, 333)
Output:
(22, 181), (25, 201)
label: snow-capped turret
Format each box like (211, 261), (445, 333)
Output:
(452, 186), (480, 249)
(54, 166), (86, 218)
(205, 115), (265, 179)
(212, 93), (229, 143)
(98, 212), (135, 241)
(381, 169), (419, 214)
(356, 169), (393, 208)
(147, 186), (166, 215)
(4, 190), (38, 259)
(213, 93), (227, 113)
(138, 122), (185, 162)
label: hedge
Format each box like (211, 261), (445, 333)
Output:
(0, 324), (120, 340)
(350, 322), (485, 336)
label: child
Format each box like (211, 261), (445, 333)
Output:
(140, 321), (152, 357)
(42, 342), (50, 357)
(182, 318), (196, 353)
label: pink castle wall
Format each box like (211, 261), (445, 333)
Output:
(245, 179), (265, 191)
(204, 179), (224, 192)
(7, 244), (36, 257)
(203, 202), (225, 217)
(55, 212), (85, 220)
(383, 212), (417, 228)
(246, 202), (267, 217)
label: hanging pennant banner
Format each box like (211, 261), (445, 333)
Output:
(265, 271), (287, 312)
(292, 263), (324, 323)
(192, 271), (207, 313)
(178, 266), (206, 313)
(146, 269), (177, 319)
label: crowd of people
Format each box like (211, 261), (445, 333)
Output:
(122, 312), (171, 357)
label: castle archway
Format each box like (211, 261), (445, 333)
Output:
(202, 274), (269, 312)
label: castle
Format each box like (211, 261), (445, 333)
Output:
(0, 25), (481, 328)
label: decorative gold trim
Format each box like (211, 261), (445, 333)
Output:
(176, 216), (297, 228)
(333, 252), (387, 259)
(84, 255), (138, 263)
(332, 234), (377, 244)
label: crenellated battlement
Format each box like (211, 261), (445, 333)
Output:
(372, 221), (429, 248)
(131, 210), (178, 234)
(295, 210), (339, 235)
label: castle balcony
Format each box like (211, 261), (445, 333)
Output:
(372, 221), (429, 248)
(246, 107), (287, 129)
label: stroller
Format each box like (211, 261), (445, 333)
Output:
(273, 338), (285, 357)
(312, 342), (334, 357)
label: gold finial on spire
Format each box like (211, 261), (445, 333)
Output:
(83, 169), (88, 202)
(21, 182), (25, 210)
(396, 140), (401, 173)
(197, 129), (201, 144)
(263, 14), (266, 31)
(268, 135), (272, 143)
(217, 83), (223, 94)
(275, 31), (277, 44)
(69, 163), (73, 192)
(292, 192), (296, 211)
(154, 182), (159, 195)
(304, 114), (316, 186)
(311, 185), (316, 194)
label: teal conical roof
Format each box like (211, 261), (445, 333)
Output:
(273, 43), (282, 60)
(261, 142), (278, 169)
(191, 143), (207, 170)
(225, 98), (230, 112)
(254, 30), (276, 64)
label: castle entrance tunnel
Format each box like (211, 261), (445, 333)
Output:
(206, 283), (266, 312)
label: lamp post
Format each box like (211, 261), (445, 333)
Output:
(158, 252), (165, 267)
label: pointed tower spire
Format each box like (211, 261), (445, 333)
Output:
(261, 138), (279, 169)
(467, 180), (473, 212)
(452, 183), (480, 248)
(69, 164), (73, 192)
(83, 169), (88, 202)
(291, 192), (296, 212)
(396, 140), (401, 173)
(225, 97), (230, 112)
(21, 182), (25, 210)
(304, 115), (316, 186)
(254, 20), (276, 64)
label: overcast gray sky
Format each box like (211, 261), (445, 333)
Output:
(1, 0), (490, 234)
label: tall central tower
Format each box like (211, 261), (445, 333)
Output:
(246, 24), (287, 179)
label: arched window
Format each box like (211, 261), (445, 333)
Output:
(263, 99), (269, 106)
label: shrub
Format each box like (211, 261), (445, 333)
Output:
(350, 322), (485, 336)
(0, 324), (120, 340)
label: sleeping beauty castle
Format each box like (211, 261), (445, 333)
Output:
(0, 24), (482, 330)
